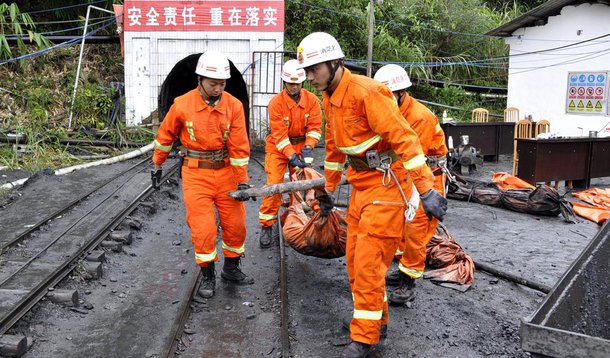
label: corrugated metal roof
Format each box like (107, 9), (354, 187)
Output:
(486, 0), (610, 37)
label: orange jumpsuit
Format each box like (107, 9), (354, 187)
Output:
(152, 88), (250, 267)
(323, 69), (435, 345)
(258, 89), (322, 228)
(395, 94), (449, 279)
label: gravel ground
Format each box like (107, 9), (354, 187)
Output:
(0, 150), (606, 358)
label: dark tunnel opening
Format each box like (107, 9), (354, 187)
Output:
(157, 54), (250, 136)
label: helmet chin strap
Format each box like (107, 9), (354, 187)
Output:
(199, 78), (220, 104)
(324, 59), (344, 91)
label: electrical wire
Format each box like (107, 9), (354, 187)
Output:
(24, 1), (107, 15)
(4, 18), (116, 38)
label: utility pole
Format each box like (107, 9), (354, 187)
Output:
(366, 0), (375, 77)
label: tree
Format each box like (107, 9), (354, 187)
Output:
(0, 2), (51, 61)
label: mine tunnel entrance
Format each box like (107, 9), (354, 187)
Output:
(157, 53), (250, 136)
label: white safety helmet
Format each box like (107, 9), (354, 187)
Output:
(281, 59), (306, 84)
(373, 64), (412, 92)
(195, 50), (231, 79)
(296, 32), (345, 69)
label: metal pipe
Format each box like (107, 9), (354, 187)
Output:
(68, 5), (116, 128)
(474, 260), (551, 293)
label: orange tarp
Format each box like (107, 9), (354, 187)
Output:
(424, 223), (474, 290)
(492, 172), (535, 190)
(571, 188), (610, 224)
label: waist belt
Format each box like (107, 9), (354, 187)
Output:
(180, 146), (228, 161)
(289, 136), (306, 144)
(427, 155), (447, 176)
(347, 150), (400, 171)
(182, 158), (226, 169)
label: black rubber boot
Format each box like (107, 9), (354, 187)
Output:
(385, 267), (401, 286)
(259, 226), (273, 248)
(341, 317), (387, 339)
(389, 273), (416, 305)
(341, 341), (371, 357)
(197, 263), (215, 298)
(221, 257), (255, 285)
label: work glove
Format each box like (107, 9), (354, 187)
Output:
(301, 145), (314, 165)
(288, 153), (307, 169)
(420, 189), (448, 221)
(151, 167), (162, 190)
(315, 189), (334, 217)
(234, 183), (255, 202)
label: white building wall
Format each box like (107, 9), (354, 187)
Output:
(124, 31), (283, 126)
(505, 3), (610, 136)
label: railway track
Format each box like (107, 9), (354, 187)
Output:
(0, 158), (181, 338)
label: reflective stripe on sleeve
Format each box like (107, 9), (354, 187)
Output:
(398, 263), (424, 279)
(324, 161), (344, 171)
(353, 309), (383, 320)
(222, 242), (245, 254)
(276, 138), (291, 151)
(230, 157), (249, 166)
(403, 153), (427, 170)
(154, 139), (172, 153)
(306, 131), (322, 140)
(336, 135), (381, 155)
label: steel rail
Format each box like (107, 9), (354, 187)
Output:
(0, 157), (150, 252)
(0, 161), (180, 335)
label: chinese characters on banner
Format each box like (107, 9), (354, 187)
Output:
(566, 71), (609, 115)
(123, 1), (284, 32)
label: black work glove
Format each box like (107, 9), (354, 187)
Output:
(234, 183), (255, 202)
(315, 190), (334, 217)
(288, 153), (307, 169)
(301, 145), (314, 165)
(151, 168), (162, 190)
(420, 189), (448, 221)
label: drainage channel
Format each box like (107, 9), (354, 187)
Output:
(0, 159), (181, 340)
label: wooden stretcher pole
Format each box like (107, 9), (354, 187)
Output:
(228, 177), (348, 199)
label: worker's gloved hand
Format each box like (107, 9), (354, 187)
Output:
(315, 189), (334, 217)
(301, 146), (314, 165)
(420, 189), (448, 221)
(234, 183), (255, 202)
(151, 167), (162, 190)
(288, 153), (307, 169)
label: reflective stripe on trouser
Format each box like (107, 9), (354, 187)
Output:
(182, 164), (246, 266)
(398, 172), (446, 277)
(258, 140), (304, 227)
(345, 178), (412, 345)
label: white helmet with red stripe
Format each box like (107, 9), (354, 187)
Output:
(195, 50), (231, 79)
(281, 59), (306, 84)
(296, 32), (345, 69)
(373, 64), (412, 91)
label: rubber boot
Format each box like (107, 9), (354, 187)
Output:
(389, 273), (416, 305)
(197, 262), (215, 298)
(385, 267), (401, 286)
(342, 317), (387, 339)
(259, 226), (273, 248)
(221, 257), (255, 285)
(341, 341), (371, 357)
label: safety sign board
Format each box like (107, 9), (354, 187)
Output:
(566, 71), (609, 115)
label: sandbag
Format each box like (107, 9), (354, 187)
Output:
(282, 168), (347, 258)
(424, 223), (474, 290)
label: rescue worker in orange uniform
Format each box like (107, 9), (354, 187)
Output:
(374, 64), (449, 304)
(151, 50), (254, 299)
(258, 59), (323, 248)
(297, 32), (448, 357)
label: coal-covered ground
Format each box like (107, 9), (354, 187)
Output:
(0, 151), (606, 358)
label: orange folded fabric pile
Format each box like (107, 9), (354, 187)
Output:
(570, 188), (610, 224)
(424, 223), (474, 291)
(281, 168), (347, 258)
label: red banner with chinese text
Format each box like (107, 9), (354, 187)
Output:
(123, 1), (284, 32)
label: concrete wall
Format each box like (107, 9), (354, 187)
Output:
(505, 3), (610, 137)
(124, 31), (283, 126)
